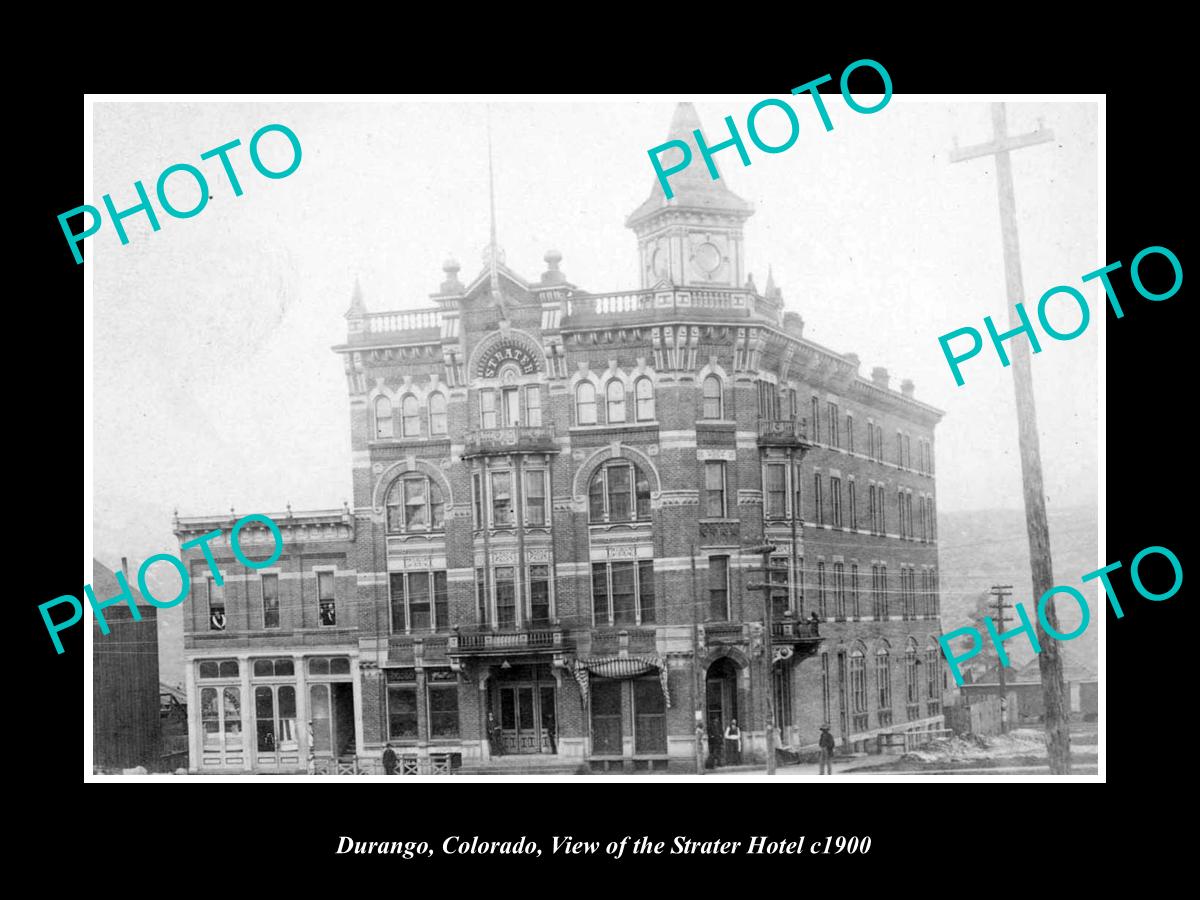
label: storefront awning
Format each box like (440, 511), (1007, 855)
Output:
(571, 655), (670, 708)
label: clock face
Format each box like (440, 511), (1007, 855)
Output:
(694, 241), (722, 276)
(651, 247), (668, 278)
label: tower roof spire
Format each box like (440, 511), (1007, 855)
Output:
(484, 105), (508, 321)
(626, 102), (754, 228)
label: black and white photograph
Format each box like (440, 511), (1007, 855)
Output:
(81, 93), (1107, 782)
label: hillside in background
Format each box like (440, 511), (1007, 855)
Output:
(938, 505), (1098, 674)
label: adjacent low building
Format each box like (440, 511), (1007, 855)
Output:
(175, 103), (948, 774)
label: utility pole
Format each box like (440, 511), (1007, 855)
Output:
(745, 542), (778, 776)
(690, 545), (703, 775)
(950, 103), (1071, 774)
(988, 585), (1014, 733)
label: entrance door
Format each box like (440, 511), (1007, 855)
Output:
(705, 658), (739, 765)
(499, 685), (555, 754)
(310, 682), (357, 761)
(254, 685), (300, 770)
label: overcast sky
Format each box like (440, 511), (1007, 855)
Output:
(90, 98), (1098, 566)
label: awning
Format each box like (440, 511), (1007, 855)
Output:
(571, 655), (670, 708)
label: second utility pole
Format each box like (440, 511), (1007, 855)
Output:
(988, 585), (1014, 733)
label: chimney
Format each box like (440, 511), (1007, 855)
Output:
(900, 378), (915, 398)
(871, 366), (890, 389)
(121, 557), (129, 578)
(843, 352), (861, 372)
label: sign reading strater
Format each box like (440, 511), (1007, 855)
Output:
(41, 513), (283, 654)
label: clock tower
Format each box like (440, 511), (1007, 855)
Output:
(626, 102), (755, 290)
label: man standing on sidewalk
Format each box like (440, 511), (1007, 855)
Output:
(818, 724), (835, 775)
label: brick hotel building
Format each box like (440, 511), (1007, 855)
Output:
(174, 104), (947, 774)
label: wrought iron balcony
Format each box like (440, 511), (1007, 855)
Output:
(448, 627), (565, 656)
(771, 618), (823, 659)
(757, 418), (810, 448)
(463, 424), (559, 457)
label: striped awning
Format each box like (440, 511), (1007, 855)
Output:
(571, 655), (670, 708)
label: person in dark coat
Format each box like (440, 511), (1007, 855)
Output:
(382, 743), (397, 776)
(818, 724), (835, 775)
(487, 712), (504, 757)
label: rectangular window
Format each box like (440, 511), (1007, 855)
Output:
(475, 568), (488, 627)
(817, 561), (826, 617)
(846, 414), (854, 453)
(708, 555), (729, 621)
(875, 425), (883, 461)
(318, 571), (336, 627)
(389, 573), (406, 633)
(491, 471), (513, 526)
(773, 665), (793, 730)
(896, 431), (904, 467)
(208, 577), (226, 631)
(610, 465), (634, 521)
(919, 496), (927, 541)
(403, 477), (428, 529)
(704, 461), (726, 518)
(867, 420), (875, 459)
(811, 396), (820, 443)
(634, 678), (667, 754)
(472, 473), (483, 528)
(879, 565), (888, 617)
(434, 571), (448, 629)
(770, 556), (790, 619)
(898, 490), (906, 539)
(827, 402), (839, 448)
(261, 574), (279, 629)
(525, 385), (542, 426)
(387, 685), (418, 740)
(765, 463), (787, 519)
(529, 565), (551, 627)
(524, 469), (547, 526)
(813, 474), (824, 525)
(495, 567), (516, 629)
(407, 572), (431, 631)
(793, 464), (803, 522)
(830, 476), (842, 527)
(848, 481), (857, 531)
(638, 560), (656, 624)
(592, 564), (609, 625)
(834, 562), (845, 618)
(428, 684), (459, 739)
(480, 390), (497, 429)
(610, 561), (637, 626)
(851, 564), (860, 619)
(502, 386), (520, 426)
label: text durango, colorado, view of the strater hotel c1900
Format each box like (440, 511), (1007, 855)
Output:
(171, 103), (947, 775)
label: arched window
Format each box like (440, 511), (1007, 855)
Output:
(606, 379), (626, 423)
(925, 638), (943, 716)
(374, 396), (394, 439)
(635, 376), (655, 421)
(385, 474), (445, 533)
(702, 374), (722, 419)
(401, 394), (420, 437)
(905, 638), (920, 714)
(588, 460), (651, 523)
(849, 644), (868, 732)
(876, 642), (892, 725)
(576, 382), (597, 425)
(428, 392), (447, 436)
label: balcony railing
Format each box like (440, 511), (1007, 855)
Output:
(463, 424), (558, 457)
(364, 308), (442, 334)
(771, 619), (820, 641)
(757, 418), (810, 447)
(564, 287), (762, 320)
(449, 627), (564, 656)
